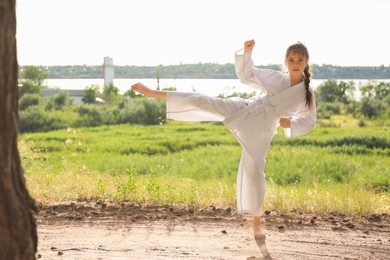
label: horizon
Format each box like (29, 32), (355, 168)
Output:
(19, 62), (390, 68)
(16, 0), (390, 67)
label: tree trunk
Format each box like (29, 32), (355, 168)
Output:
(0, 0), (38, 259)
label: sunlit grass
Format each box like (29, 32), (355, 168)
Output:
(20, 120), (389, 216)
(265, 181), (389, 216)
(25, 166), (389, 216)
(25, 166), (236, 208)
(319, 115), (360, 127)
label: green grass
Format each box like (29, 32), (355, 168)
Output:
(20, 119), (390, 216)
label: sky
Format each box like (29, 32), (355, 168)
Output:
(16, 0), (390, 67)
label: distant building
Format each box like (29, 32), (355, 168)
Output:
(103, 56), (114, 86)
(41, 89), (85, 105)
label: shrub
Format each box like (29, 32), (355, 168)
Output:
(19, 106), (48, 133)
(76, 105), (104, 127)
(19, 93), (41, 111)
(53, 90), (71, 110)
(358, 119), (367, 127)
(316, 102), (341, 119)
(117, 96), (131, 109)
(83, 84), (101, 104)
(316, 80), (355, 103)
(19, 106), (69, 133)
(119, 98), (166, 125)
(19, 80), (42, 97)
(103, 107), (120, 125)
(359, 97), (383, 118)
(142, 99), (166, 125)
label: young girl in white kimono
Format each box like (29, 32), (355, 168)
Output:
(131, 40), (316, 256)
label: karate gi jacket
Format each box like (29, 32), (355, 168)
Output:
(166, 49), (316, 215)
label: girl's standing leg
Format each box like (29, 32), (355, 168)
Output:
(254, 214), (271, 258)
(132, 82), (270, 255)
(253, 215), (265, 240)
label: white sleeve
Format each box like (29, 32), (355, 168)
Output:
(284, 95), (317, 138)
(235, 49), (286, 94)
(234, 49), (264, 90)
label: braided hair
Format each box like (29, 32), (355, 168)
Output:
(286, 42), (313, 109)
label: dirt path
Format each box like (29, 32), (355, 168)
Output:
(36, 202), (390, 260)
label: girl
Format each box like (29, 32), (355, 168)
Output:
(131, 40), (316, 256)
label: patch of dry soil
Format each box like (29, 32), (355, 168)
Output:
(36, 201), (390, 259)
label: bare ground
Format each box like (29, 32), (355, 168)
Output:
(36, 201), (390, 260)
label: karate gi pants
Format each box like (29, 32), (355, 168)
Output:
(167, 92), (275, 215)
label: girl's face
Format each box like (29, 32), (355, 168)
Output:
(285, 51), (308, 77)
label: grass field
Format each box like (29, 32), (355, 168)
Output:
(20, 117), (389, 216)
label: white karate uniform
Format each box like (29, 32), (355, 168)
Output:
(166, 49), (316, 215)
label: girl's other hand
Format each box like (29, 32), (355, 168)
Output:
(279, 118), (291, 128)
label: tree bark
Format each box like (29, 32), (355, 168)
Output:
(0, 0), (38, 259)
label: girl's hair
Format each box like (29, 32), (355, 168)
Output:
(286, 42), (313, 108)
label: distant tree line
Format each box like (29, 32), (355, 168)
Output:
(21, 63), (390, 79)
